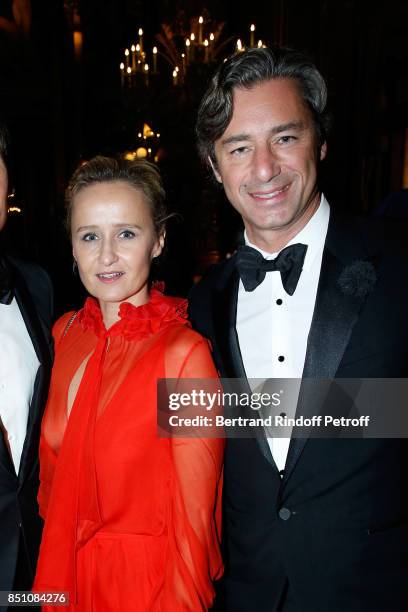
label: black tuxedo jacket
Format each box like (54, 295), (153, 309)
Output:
(0, 257), (53, 599)
(189, 214), (408, 612)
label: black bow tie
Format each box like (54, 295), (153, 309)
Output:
(235, 243), (308, 295)
(0, 258), (14, 304)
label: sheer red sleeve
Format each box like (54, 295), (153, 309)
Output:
(162, 330), (224, 610)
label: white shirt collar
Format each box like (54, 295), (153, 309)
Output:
(244, 194), (330, 272)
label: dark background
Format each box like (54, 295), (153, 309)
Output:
(1, 0), (407, 314)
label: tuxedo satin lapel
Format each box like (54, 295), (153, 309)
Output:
(303, 248), (357, 379)
(283, 219), (376, 485)
(213, 268), (246, 380)
(213, 264), (276, 469)
(13, 271), (50, 370)
(0, 422), (17, 478)
(12, 269), (51, 483)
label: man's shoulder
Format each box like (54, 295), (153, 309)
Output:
(191, 255), (236, 297)
(8, 255), (50, 283)
(329, 212), (408, 258)
(189, 256), (236, 334)
(364, 216), (408, 251)
(7, 255), (54, 324)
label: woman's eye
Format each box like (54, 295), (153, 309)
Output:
(82, 233), (98, 241)
(119, 230), (136, 239)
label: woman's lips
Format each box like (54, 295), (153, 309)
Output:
(96, 272), (124, 283)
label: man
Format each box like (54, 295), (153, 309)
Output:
(0, 123), (53, 606)
(190, 47), (408, 611)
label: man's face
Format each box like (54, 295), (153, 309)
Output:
(0, 156), (8, 232)
(212, 78), (326, 249)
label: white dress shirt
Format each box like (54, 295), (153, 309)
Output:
(236, 196), (330, 471)
(0, 297), (40, 473)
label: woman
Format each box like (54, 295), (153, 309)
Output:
(33, 156), (223, 610)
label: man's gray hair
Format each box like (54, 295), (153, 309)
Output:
(196, 46), (330, 166)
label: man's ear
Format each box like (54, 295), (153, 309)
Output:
(320, 141), (327, 161)
(208, 156), (222, 183)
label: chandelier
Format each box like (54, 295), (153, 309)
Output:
(119, 14), (266, 88)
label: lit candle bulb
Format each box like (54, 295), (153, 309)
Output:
(209, 33), (214, 61)
(186, 38), (191, 63)
(120, 62), (125, 87)
(135, 44), (141, 69)
(236, 39), (243, 52)
(124, 48), (130, 69)
(172, 69), (178, 86)
(144, 63), (149, 86)
(198, 16), (203, 44)
(131, 44), (136, 70)
(250, 24), (255, 47)
(153, 46), (158, 73)
(204, 39), (209, 62)
(181, 52), (186, 72)
(138, 28), (143, 52)
(257, 39), (263, 48)
(190, 33), (195, 60)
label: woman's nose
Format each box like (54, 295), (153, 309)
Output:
(99, 239), (118, 266)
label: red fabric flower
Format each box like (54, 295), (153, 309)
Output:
(78, 288), (190, 341)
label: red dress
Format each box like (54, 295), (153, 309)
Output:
(33, 290), (224, 611)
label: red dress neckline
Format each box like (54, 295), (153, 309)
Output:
(77, 288), (189, 340)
